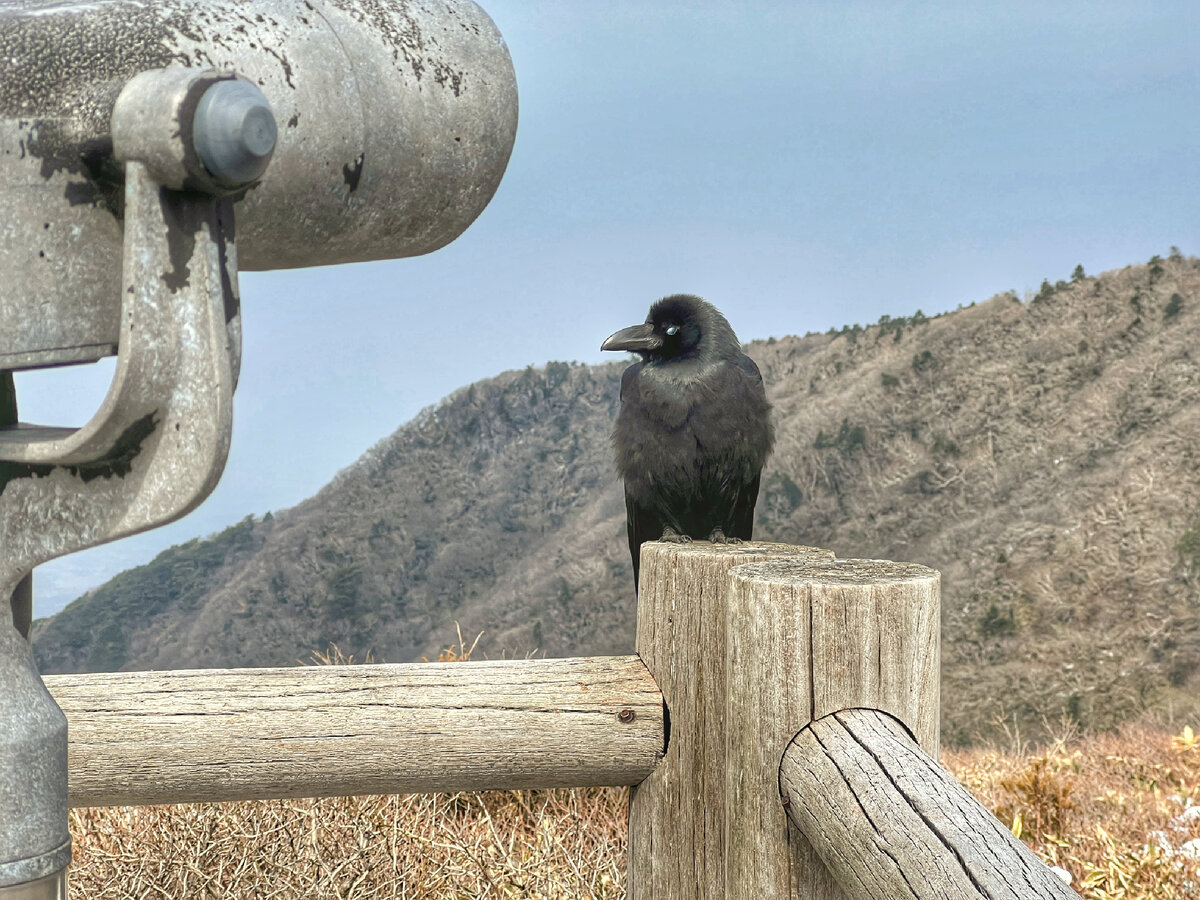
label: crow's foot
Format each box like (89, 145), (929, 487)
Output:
(708, 527), (743, 544)
(659, 527), (693, 544)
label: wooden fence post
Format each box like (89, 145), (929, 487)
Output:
(627, 541), (833, 900)
(724, 558), (940, 899)
(628, 548), (940, 898)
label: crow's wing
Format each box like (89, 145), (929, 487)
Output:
(725, 355), (767, 540)
(737, 351), (765, 386)
(625, 490), (663, 590)
(619, 362), (641, 403)
(727, 472), (761, 540)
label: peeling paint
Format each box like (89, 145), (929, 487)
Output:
(1, 0), (517, 368)
(0, 412), (158, 495)
(24, 122), (122, 215)
(66, 411), (157, 483)
(158, 187), (200, 293)
(215, 197), (239, 324)
(342, 152), (364, 192)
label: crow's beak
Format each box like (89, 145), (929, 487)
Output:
(602, 323), (661, 352)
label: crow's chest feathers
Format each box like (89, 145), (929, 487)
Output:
(618, 377), (743, 480)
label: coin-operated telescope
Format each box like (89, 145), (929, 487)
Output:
(0, 1), (517, 895)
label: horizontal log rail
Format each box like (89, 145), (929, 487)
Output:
(44, 654), (664, 808)
(779, 708), (1076, 900)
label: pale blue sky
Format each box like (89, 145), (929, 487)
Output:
(16, 1), (1199, 616)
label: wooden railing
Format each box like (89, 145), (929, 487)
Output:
(780, 708), (1075, 899)
(45, 655), (663, 807)
(44, 542), (1077, 898)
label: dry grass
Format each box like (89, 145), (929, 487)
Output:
(70, 789), (627, 899)
(64, 641), (1200, 898)
(945, 723), (1200, 898)
(68, 724), (1200, 899)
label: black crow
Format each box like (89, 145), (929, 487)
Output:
(602, 294), (774, 589)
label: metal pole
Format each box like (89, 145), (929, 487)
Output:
(0, 374), (70, 898)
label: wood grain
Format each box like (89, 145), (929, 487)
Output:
(627, 540), (833, 900)
(725, 557), (941, 899)
(45, 655), (663, 808)
(780, 709), (1077, 900)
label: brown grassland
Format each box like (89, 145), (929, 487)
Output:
(68, 721), (1200, 899)
(68, 723), (1200, 898)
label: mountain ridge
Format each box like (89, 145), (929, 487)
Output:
(33, 252), (1200, 746)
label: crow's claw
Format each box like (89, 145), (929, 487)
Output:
(659, 527), (693, 544)
(708, 527), (743, 544)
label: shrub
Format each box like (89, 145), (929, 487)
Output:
(814, 419), (866, 456)
(980, 603), (1016, 637)
(932, 434), (961, 456)
(912, 350), (936, 372)
(1177, 522), (1200, 570)
(767, 472), (804, 511)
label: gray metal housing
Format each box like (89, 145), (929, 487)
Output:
(0, 0), (519, 369)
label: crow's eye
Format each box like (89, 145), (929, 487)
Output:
(665, 325), (680, 336)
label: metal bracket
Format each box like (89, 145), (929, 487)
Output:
(0, 67), (273, 895)
(0, 161), (240, 610)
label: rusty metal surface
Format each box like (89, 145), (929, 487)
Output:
(0, 0), (518, 369)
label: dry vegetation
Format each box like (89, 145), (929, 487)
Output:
(68, 726), (1200, 899)
(69, 789), (628, 899)
(946, 723), (1200, 898)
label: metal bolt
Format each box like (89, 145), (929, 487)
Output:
(618, 708), (635, 723)
(193, 79), (277, 186)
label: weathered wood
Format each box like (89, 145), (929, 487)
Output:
(627, 540), (833, 900)
(725, 558), (941, 899)
(779, 708), (1077, 900)
(44, 655), (664, 808)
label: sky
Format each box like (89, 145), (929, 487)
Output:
(14, 0), (1200, 618)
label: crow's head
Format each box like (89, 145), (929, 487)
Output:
(601, 294), (740, 363)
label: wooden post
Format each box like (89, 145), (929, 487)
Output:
(724, 558), (940, 898)
(779, 708), (1077, 900)
(627, 541), (833, 900)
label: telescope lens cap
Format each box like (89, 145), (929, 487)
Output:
(193, 79), (277, 186)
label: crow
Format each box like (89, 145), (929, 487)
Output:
(601, 294), (774, 589)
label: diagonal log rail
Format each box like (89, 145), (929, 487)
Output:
(44, 655), (664, 808)
(779, 708), (1077, 900)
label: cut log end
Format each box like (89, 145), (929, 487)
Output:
(733, 557), (940, 588)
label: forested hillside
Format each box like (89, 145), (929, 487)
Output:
(35, 252), (1200, 745)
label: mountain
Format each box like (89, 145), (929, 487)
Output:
(32, 252), (1200, 746)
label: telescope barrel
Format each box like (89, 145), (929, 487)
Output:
(0, 0), (518, 369)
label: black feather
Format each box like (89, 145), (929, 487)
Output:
(602, 295), (774, 589)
